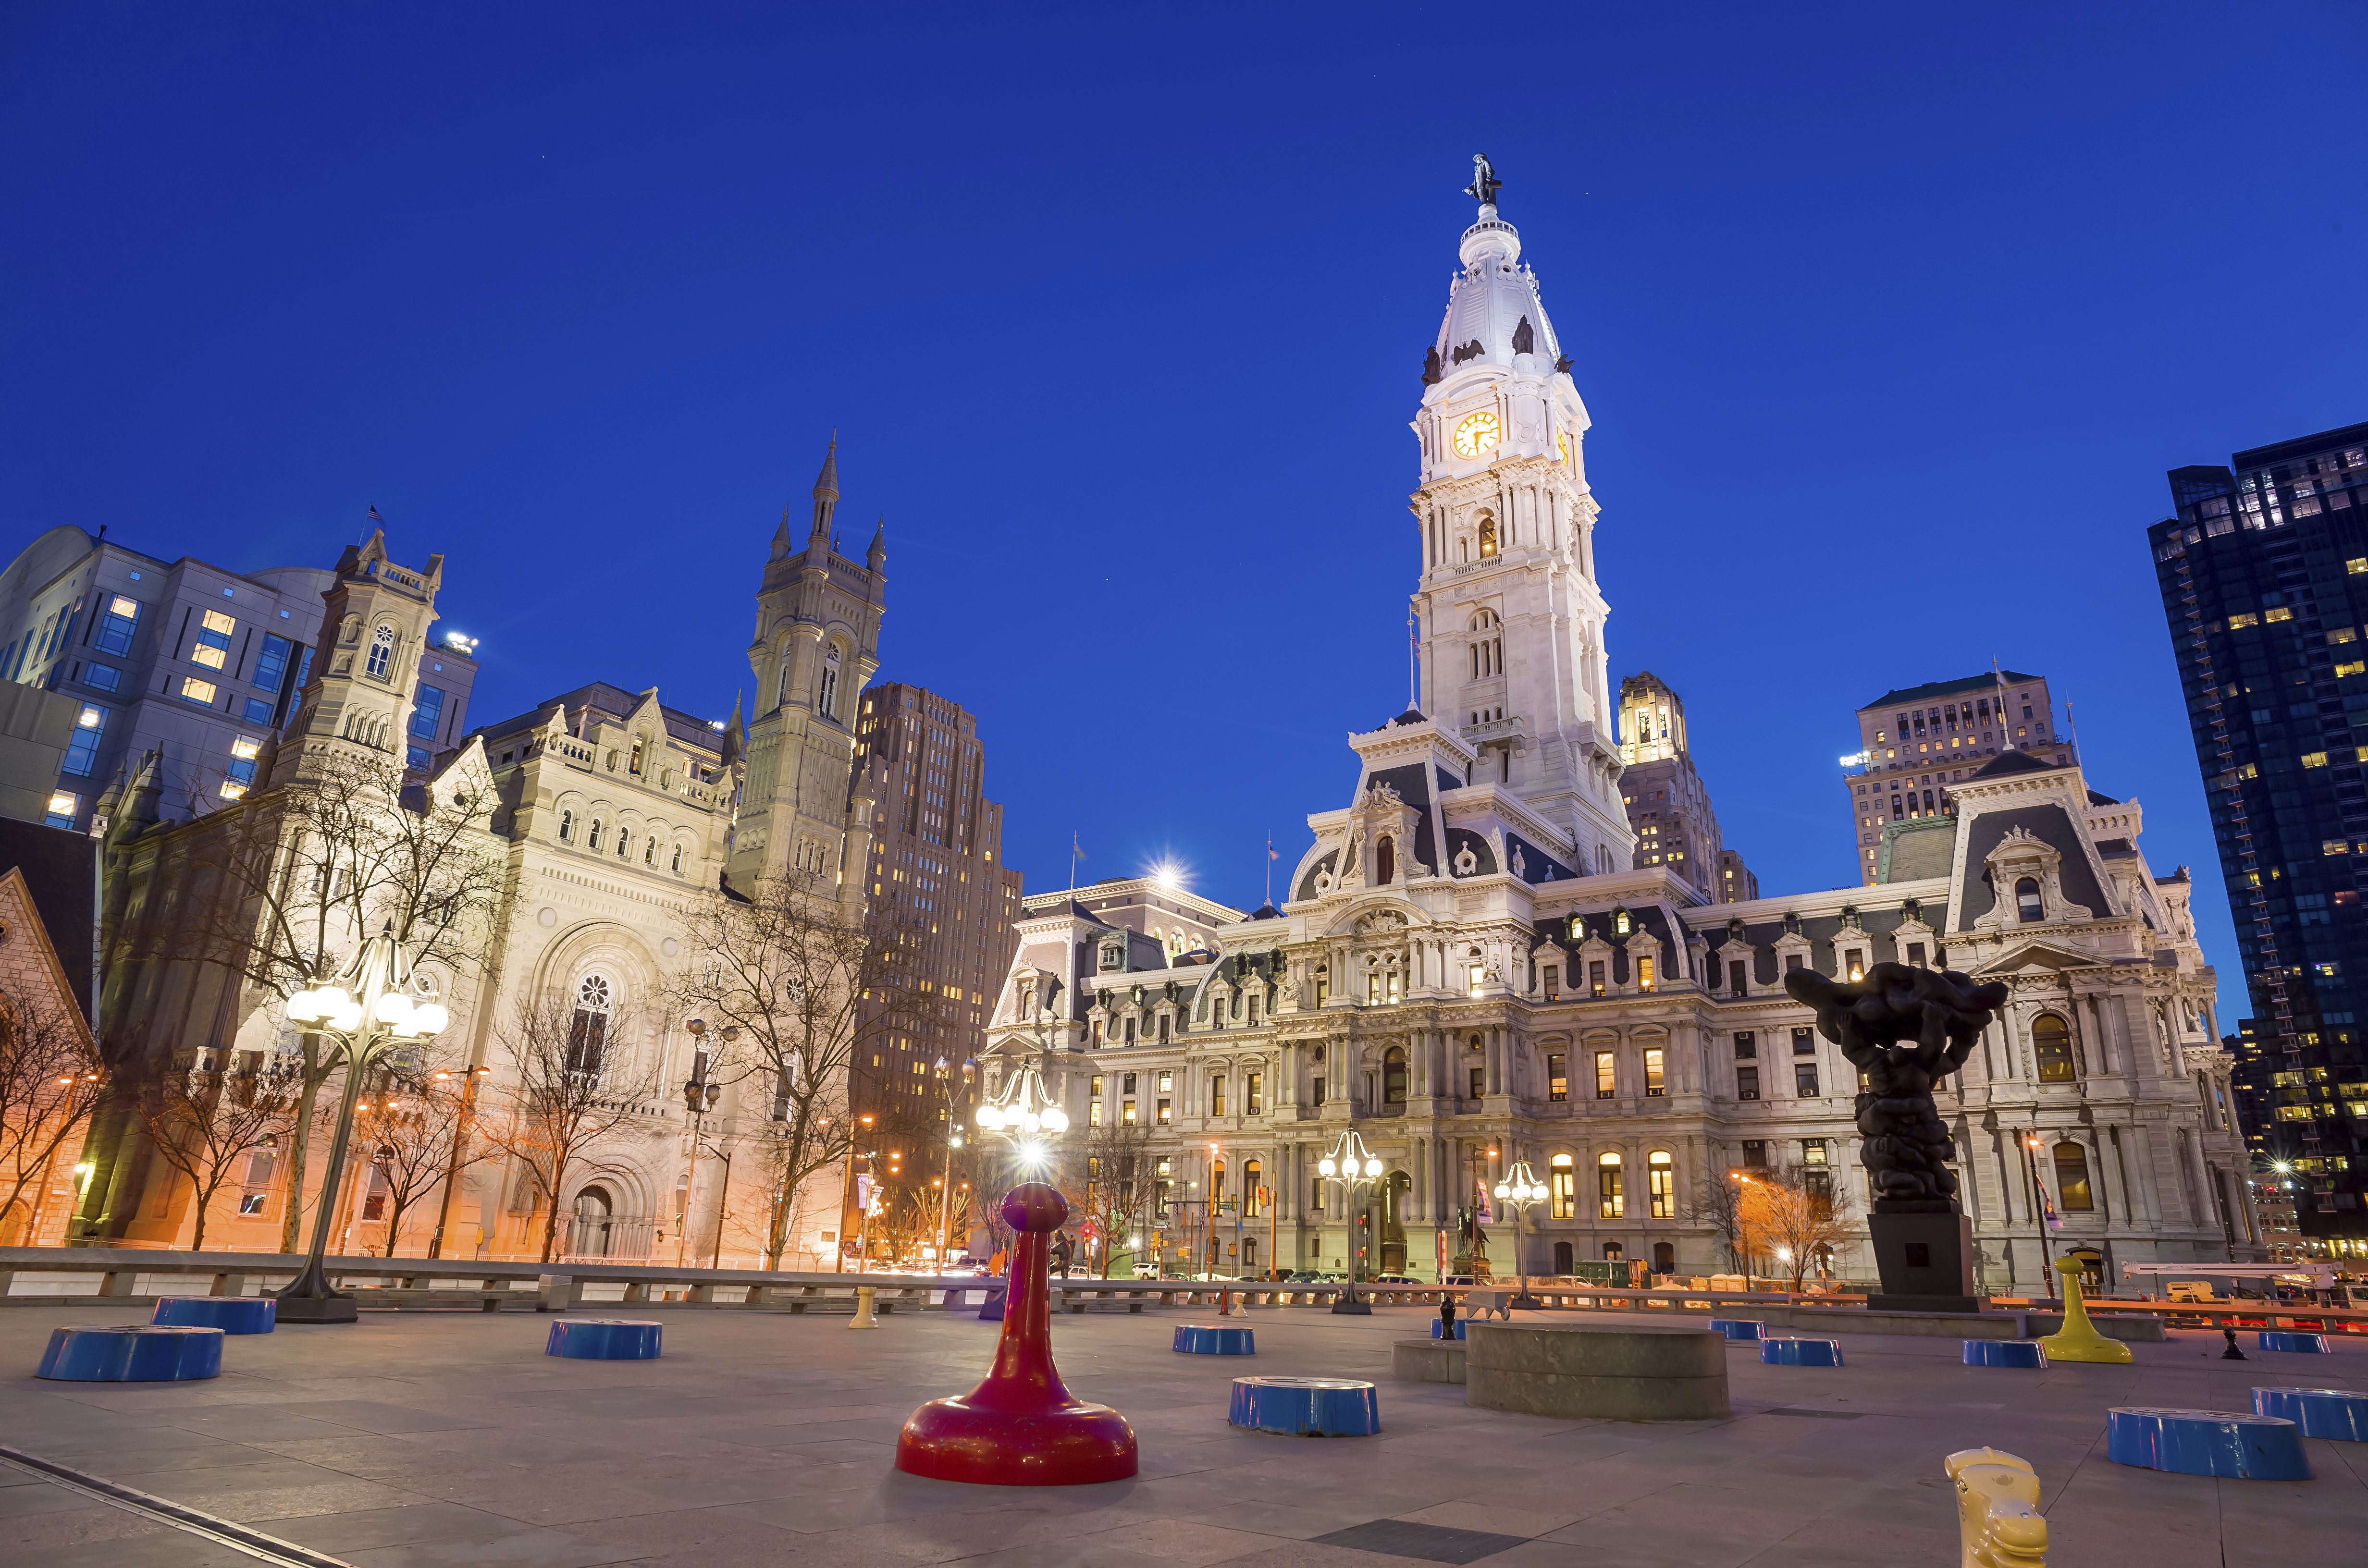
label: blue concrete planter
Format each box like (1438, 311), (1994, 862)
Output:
(2252, 1387), (2368, 1442)
(1709, 1318), (1764, 1342)
(2256, 1330), (2330, 1354)
(37, 1324), (223, 1382)
(1962, 1340), (2047, 1369)
(1759, 1337), (1844, 1367)
(1173, 1324), (1255, 1355)
(2106, 1408), (2309, 1480)
(545, 1319), (662, 1360)
(152, 1297), (276, 1334)
(1430, 1319), (1467, 1341)
(1228, 1376), (1380, 1436)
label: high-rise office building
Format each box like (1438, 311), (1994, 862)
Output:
(0, 524), (479, 830)
(1840, 672), (2072, 885)
(1615, 672), (1747, 901)
(2150, 419), (2368, 1249)
(852, 684), (1025, 1131)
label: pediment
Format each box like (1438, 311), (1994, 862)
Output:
(1969, 937), (2105, 975)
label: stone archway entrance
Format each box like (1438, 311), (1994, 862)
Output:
(569, 1186), (616, 1258)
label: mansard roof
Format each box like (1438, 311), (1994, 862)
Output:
(1862, 671), (2043, 710)
(1966, 747), (2061, 782)
(470, 682), (726, 758)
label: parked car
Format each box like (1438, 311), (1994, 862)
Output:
(1283, 1270), (1340, 1284)
(1440, 1274), (1477, 1286)
(1370, 1274), (1419, 1285)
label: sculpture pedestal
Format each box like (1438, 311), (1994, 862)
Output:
(1865, 1208), (1979, 1315)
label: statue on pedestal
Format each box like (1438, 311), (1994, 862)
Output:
(1785, 961), (2007, 1313)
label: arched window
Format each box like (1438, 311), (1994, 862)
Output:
(1383, 1047), (1407, 1103)
(1478, 513), (1498, 558)
(587, 819), (604, 852)
(643, 836), (656, 866)
(365, 623), (395, 680)
(557, 809), (574, 843)
(1598, 1152), (1624, 1219)
(1376, 834), (1395, 884)
(616, 828), (631, 860)
(819, 645), (842, 722)
(2032, 1013), (2076, 1082)
(1602, 1240), (1623, 1261)
(570, 1186), (615, 1257)
(566, 974), (613, 1078)
(1549, 1152), (1575, 1218)
(1652, 1241), (1675, 1275)
(2015, 877), (2044, 922)
(670, 844), (684, 874)
(1554, 1240), (1574, 1274)
(776, 653), (792, 710)
(1467, 608), (1503, 680)
(1244, 1160), (1263, 1215)
(2052, 1140), (2094, 1211)
(1648, 1150), (1674, 1218)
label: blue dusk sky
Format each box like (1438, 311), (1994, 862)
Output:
(5, 5), (2364, 1024)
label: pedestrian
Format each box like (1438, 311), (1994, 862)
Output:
(1050, 1231), (1073, 1276)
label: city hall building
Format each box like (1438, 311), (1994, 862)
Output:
(985, 174), (2256, 1291)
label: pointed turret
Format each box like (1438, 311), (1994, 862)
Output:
(719, 694), (744, 770)
(809, 435), (839, 542)
(867, 514), (887, 573)
(771, 507), (792, 561)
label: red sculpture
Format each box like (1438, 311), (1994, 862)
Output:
(894, 1183), (1137, 1485)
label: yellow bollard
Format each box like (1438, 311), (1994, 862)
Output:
(2035, 1255), (2131, 1364)
(849, 1285), (880, 1330)
(1944, 1447), (2047, 1568)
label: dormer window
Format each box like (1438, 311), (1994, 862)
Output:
(1376, 834), (1395, 884)
(365, 623), (395, 680)
(2015, 878), (2044, 922)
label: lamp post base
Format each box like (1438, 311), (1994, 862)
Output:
(273, 1294), (358, 1324)
(1330, 1298), (1372, 1316)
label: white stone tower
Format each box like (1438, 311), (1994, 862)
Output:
(273, 526), (444, 783)
(727, 440), (885, 897)
(1409, 156), (1633, 878)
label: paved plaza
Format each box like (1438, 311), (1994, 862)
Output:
(0, 1301), (2361, 1567)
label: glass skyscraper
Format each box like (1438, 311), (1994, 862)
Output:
(2150, 420), (2368, 1252)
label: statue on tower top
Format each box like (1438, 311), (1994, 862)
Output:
(1464, 153), (1502, 211)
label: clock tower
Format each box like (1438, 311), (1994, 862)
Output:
(1409, 156), (1632, 877)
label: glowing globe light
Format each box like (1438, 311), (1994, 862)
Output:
(975, 1105), (1004, 1131)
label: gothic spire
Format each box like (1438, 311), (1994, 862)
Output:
(809, 433), (839, 542)
(867, 513), (886, 572)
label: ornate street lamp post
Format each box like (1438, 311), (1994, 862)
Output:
(276, 924), (450, 1323)
(1492, 1159), (1547, 1308)
(1318, 1128), (1384, 1316)
(676, 1023), (723, 1266)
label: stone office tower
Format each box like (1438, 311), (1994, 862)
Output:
(727, 442), (887, 898)
(1615, 672), (1740, 902)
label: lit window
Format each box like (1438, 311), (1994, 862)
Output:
(179, 676), (218, 706)
(2265, 607), (2293, 623)
(61, 706), (105, 776)
(1547, 1053), (1566, 1102)
(1643, 1048), (1665, 1097)
(226, 734), (261, 792)
(366, 624), (395, 680)
(93, 595), (140, 655)
(2338, 662), (2366, 678)
(44, 790), (77, 828)
(1598, 1152), (1624, 1219)
(1595, 1051), (1616, 1099)
(2303, 752), (2329, 769)
(191, 608), (235, 669)
(1648, 1151), (1674, 1218)
(1550, 1153), (1575, 1218)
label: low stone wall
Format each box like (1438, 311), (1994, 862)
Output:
(2019, 1311), (2167, 1343)
(1465, 1324), (1728, 1421)
(1392, 1338), (1466, 1384)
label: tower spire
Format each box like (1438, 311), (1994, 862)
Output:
(810, 432), (839, 541)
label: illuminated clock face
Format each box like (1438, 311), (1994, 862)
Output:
(1452, 410), (1501, 459)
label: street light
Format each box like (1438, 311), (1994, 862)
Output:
(1491, 1158), (1547, 1308)
(275, 922), (451, 1322)
(678, 1020), (725, 1266)
(1318, 1128), (1385, 1315)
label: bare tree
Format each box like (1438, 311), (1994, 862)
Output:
(1681, 1172), (1750, 1274)
(477, 996), (659, 1262)
(1062, 1120), (1156, 1278)
(153, 747), (503, 1252)
(1739, 1162), (1858, 1292)
(664, 876), (936, 1267)
(0, 1000), (106, 1240)
(349, 1059), (489, 1257)
(138, 1053), (303, 1251)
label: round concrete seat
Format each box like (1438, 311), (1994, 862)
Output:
(1228, 1376), (1380, 1436)
(152, 1297), (276, 1334)
(2107, 1408), (2308, 1479)
(37, 1324), (222, 1382)
(2257, 1330), (2330, 1354)
(545, 1319), (662, 1360)
(1963, 1340), (2047, 1369)
(1173, 1323), (1255, 1355)
(1466, 1324), (1729, 1421)
(2252, 1387), (2368, 1441)
(1708, 1319), (1764, 1342)
(1760, 1337), (1844, 1367)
